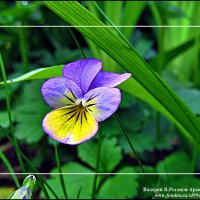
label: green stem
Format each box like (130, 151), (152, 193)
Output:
(0, 150), (20, 188)
(55, 145), (68, 199)
(16, 1), (29, 73)
(91, 129), (102, 199)
(68, 27), (87, 59)
(76, 187), (82, 199)
(114, 114), (145, 173)
(19, 27), (29, 73)
(0, 125), (56, 199)
(150, 2), (165, 139)
(0, 53), (25, 173)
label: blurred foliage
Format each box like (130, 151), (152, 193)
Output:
(0, 1), (200, 199)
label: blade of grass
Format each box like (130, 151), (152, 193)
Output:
(150, 2), (165, 139)
(122, 1), (146, 39)
(0, 125), (56, 199)
(0, 64), (63, 86)
(76, 187), (82, 199)
(16, 1), (29, 73)
(114, 114), (145, 173)
(55, 145), (68, 199)
(149, 36), (196, 69)
(43, 1), (200, 147)
(0, 150), (20, 188)
(18, 27), (29, 73)
(91, 129), (102, 199)
(0, 36), (196, 86)
(68, 27), (87, 59)
(0, 52), (25, 173)
(104, 1), (122, 26)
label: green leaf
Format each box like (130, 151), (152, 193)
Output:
(119, 132), (155, 154)
(122, 1), (146, 39)
(156, 151), (200, 191)
(133, 166), (157, 199)
(150, 37), (195, 68)
(78, 137), (122, 172)
(42, 162), (94, 199)
(156, 151), (192, 173)
(0, 65), (63, 86)
(0, 111), (9, 128)
(14, 81), (51, 144)
(43, 1), (200, 147)
(97, 167), (138, 199)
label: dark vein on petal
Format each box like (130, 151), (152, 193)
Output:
(59, 111), (77, 131)
(67, 106), (76, 109)
(66, 112), (77, 122)
(75, 110), (81, 124)
(63, 94), (75, 103)
(80, 112), (83, 126)
(86, 95), (98, 103)
(65, 109), (77, 115)
(55, 109), (77, 120)
(83, 111), (87, 121)
(69, 89), (76, 100)
(87, 103), (96, 107)
(87, 108), (92, 112)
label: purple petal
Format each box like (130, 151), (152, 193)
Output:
(63, 59), (102, 93)
(41, 77), (83, 108)
(83, 87), (121, 122)
(89, 71), (131, 90)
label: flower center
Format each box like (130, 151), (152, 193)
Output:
(76, 101), (86, 111)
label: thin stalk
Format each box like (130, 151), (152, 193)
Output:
(114, 114), (145, 173)
(193, 31), (200, 87)
(91, 129), (102, 199)
(76, 187), (82, 199)
(0, 126), (55, 199)
(0, 150), (20, 188)
(19, 27), (29, 73)
(55, 145), (68, 199)
(150, 2), (165, 139)
(68, 27), (87, 59)
(16, 1), (29, 73)
(0, 53), (25, 173)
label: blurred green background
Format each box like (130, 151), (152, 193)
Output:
(0, 1), (200, 199)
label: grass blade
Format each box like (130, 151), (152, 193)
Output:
(0, 53), (25, 173)
(114, 114), (145, 173)
(122, 1), (146, 39)
(91, 129), (102, 199)
(0, 65), (63, 86)
(44, 1), (200, 146)
(0, 150), (20, 188)
(55, 145), (68, 199)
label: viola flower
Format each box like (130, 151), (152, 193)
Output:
(41, 59), (131, 145)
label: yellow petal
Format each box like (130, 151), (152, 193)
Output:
(42, 106), (98, 145)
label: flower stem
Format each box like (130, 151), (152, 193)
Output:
(0, 125), (57, 199)
(0, 150), (20, 188)
(91, 129), (102, 199)
(114, 113), (145, 173)
(55, 145), (68, 199)
(68, 27), (87, 59)
(0, 52), (25, 173)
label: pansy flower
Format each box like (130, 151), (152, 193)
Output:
(41, 59), (131, 145)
